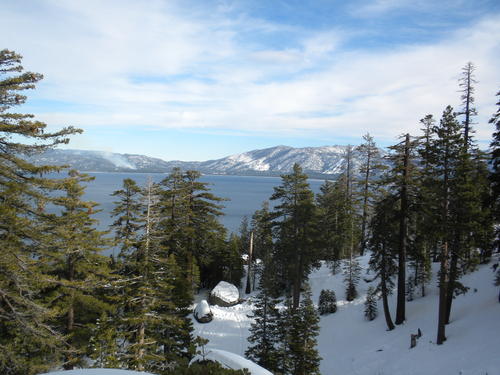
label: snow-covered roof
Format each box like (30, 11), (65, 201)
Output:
(190, 349), (273, 375)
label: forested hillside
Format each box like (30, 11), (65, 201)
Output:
(1, 50), (499, 375)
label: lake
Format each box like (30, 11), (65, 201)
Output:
(75, 172), (326, 234)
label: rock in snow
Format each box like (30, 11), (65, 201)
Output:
(209, 281), (240, 307)
(194, 299), (213, 323)
(190, 348), (273, 375)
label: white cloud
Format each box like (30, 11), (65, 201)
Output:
(2, 1), (499, 148)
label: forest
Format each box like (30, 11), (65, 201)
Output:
(1, 49), (500, 375)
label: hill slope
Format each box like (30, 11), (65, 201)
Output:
(27, 145), (377, 177)
(192, 255), (500, 375)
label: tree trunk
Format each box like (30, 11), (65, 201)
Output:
(360, 152), (371, 256)
(292, 254), (303, 310)
(381, 245), (395, 331)
(246, 231), (254, 294)
(396, 134), (409, 325)
(445, 245), (459, 324)
(64, 256), (75, 370)
(437, 241), (449, 345)
(437, 143), (451, 345)
(137, 320), (145, 370)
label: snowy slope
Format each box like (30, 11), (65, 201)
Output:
(28, 145), (382, 176)
(199, 145), (362, 176)
(190, 349), (273, 374)
(193, 256), (500, 375)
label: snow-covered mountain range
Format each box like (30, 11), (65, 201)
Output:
(28, 145), (377, 177)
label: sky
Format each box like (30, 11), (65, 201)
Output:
(2, 0), (499, 161)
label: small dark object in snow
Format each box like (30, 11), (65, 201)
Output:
(474, 288), (478, 293)
(376, 349), (383, 352)
(417, 328), (422, 338)
(492, 263), (498, 272)
(410, 334), (418, 348)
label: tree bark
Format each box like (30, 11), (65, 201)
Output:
(360, 152), (371, 256)
(395, 134), (409, 325)
(437, 141), (451, 345)
(246, 231), (254, 294)
(381, 244), (395, 331)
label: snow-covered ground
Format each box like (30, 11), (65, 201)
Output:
(193, 254), (500, 375)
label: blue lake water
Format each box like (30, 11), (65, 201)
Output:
(74, 172), (326, 234)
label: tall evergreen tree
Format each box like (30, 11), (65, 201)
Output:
(316, 178), (349, 273)
(458, 62), (477, 148)
(356, 133), (385, 256)
(271, 164), (319, 309)
(245, 261), (281, 373)
(39, 170), (111, 369)
(0, 49), (80, 375)
(385, 134), (419, 325)
(489, 90), (500, 249)
(159, 168), (227, 289)
(286, 287), (322, 375)
(430, 106), (464, 345)
(110, 178), (143, 258)
(368, 194), (398, 331)
(413, 115), (437, 296)
(108, 179), (194, 373)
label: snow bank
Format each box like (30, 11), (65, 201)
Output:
(39, 370), (156, 375)
(194, 255), (500, 375)
(190, 349), (273, 375)
(209, 281), (240, 307)
(194, 299), (213, 323)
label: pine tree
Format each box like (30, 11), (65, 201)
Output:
(100, 179), (194, 373)
(158, 168), (227, 290)
(251, 201), (274, 291)
(88, 311), (120, 368)
(386, 133), (420, 325)
(38, 170), (111, 369)
(458, 62), (477, 148)
(0, 49), (80, 374)
(413, 114), (436, 297)
(431, 106), (463, 345)
(364, 287), (378, 321)
(110, 178), (143, 258)
(368, 194), (398, 330)
(318, 289), (337, 315)
(245, 262), (281, 373)
(343, 256), (361, 301)
(271, 163), (319, 309)
(489, 90), (500, 251)
(356, 133), (385, 256)
(287, 287), (322, 375)
(316, 178), (349, 273)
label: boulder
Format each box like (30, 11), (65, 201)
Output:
(193, 299), (213, 323)
(209, 281), (240, 307)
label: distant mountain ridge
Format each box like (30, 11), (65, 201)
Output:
(28, 145), (379, 177)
